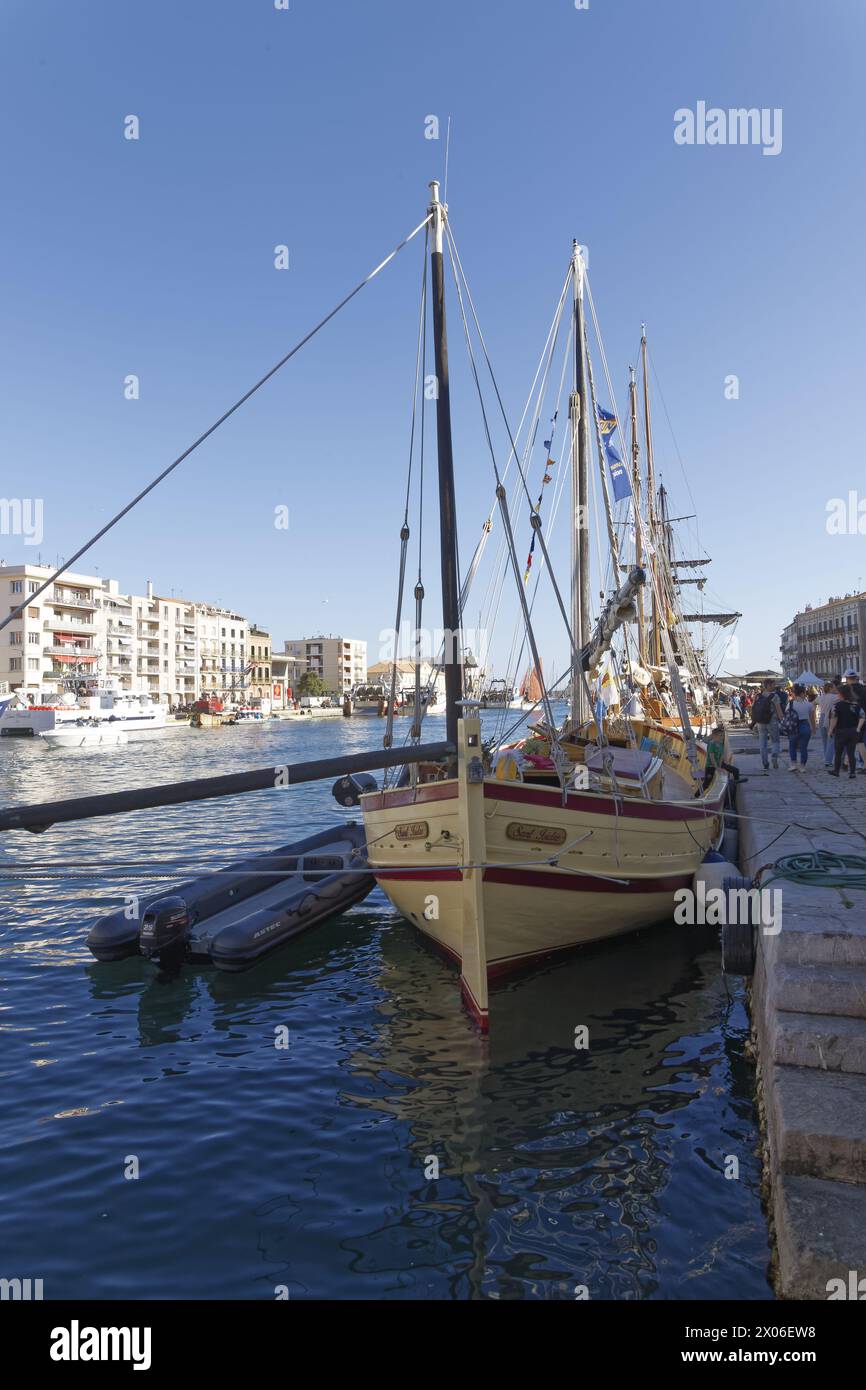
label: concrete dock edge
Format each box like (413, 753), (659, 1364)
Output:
(730, 723), (866, 1299)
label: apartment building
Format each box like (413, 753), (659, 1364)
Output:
(248, 626), (272, 702)
(281, 635), (366, 694)
(1, 563), (103, 695)
(780, 591), (866, 679)
(0, 564), (266, 704)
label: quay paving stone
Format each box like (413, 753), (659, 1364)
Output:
(770, 1066), (866, 1184)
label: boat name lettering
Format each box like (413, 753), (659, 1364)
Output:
(395, 821), (429, 841)
(505, 822), (567, 846)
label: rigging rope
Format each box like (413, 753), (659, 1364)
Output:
(0, 212), (433, 634)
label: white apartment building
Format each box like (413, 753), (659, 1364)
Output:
(2, 563), (104, 695)
(0, 564), (264, 704)
(281, 635), (366, 694)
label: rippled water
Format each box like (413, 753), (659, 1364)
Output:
(0, 713), (771, 1299)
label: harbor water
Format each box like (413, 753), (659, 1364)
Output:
(0, 713), (771, 1299)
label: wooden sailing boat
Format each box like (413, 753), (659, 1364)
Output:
(360, 185), (728, 1032)
(519, 662), (543, 704)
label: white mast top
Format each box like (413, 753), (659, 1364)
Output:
(428, 180), (445, 253)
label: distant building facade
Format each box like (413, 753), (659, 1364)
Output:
(0, 564), (267, 704)
(781, 591), (866, 679)
(281, 635), (366, 694)
(248, 625), (272, 702)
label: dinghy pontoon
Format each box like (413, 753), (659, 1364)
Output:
(86, 822), (373, 971)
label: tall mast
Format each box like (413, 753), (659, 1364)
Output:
(658, 481), (677, 662)
(569, 242), (590, 724)
(641, 324), (660, 666)
(428, 181), (462, 749)
(629, 365), (646, 665)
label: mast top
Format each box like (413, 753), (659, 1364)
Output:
(428, 180), (446, 251)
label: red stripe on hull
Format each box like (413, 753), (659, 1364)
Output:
(375, 868), (462, 882)
(483, 779), (725, 822)
(362, 783), (457, 812)
(483, 866), (694, 894)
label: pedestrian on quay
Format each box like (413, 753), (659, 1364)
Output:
(750, 679), (784, 773)
(783, 682), (816, 770)
(730, 690), (741, 724)
(828, 684), (866, 779)
(817, 680), (838, 768)
(842, 669), (866, 772)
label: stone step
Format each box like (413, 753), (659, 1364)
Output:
(763, 910), (866, 969)
(769, 963), (866, 1018)
(768, 1010), (866, 1075)
(773, 1172), (866, 1299)
(769, 1066), (866, 1184)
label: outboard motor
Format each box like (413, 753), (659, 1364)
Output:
(139, 896), (192, 968)
(332, 771), (378, 808)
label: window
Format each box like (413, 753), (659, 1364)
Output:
(28, 632), (39, 644)
(9, 657), (21, 670)
(28, 607), (38, 619)
(28, 581), (38, 593)
(10, 632), (22, 645)
(10, 580), (22, 593)
(27, 657), (39, 670)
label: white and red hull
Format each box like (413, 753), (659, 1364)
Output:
(361, 719), (727, 1024)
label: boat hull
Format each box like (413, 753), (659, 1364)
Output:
(362, 763), (726, 974)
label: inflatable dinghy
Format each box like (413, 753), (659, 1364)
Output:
(86, 822), (373, 971)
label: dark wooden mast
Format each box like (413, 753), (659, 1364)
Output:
(428, 180), (462, 748)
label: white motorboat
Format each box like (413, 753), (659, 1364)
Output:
(0, 677), (167, 739)
(40, 722), (130, 749)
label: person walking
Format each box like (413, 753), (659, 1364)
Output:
(828, 684), (866, 779)
(730, 690), (741, 724)
(783, 682), (816, 770)
(750, 679), (783, 773)
(842, 669), (866, 772)
(817, 680), (838, 767)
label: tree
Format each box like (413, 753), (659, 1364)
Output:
(298, 670), (326, 697)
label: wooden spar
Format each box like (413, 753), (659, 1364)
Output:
(428, 181), (462, 750)
(629, 366), (646, 665)
(641, 324), (661, 666)
(0, 741), (454, 834)
(456, 715), (488, 1032)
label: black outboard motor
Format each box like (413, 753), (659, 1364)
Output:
(332, 771), (378, 808)
(139, 896), (192, 968)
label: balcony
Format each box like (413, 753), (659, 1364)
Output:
(44, 646), (98, 660)
(51, 591), (97, 611)
(44, 617), (96, 633)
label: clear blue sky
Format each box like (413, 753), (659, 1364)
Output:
(1, 0), (863, 677)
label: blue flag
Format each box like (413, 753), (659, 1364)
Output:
(597, 406), (631, 502)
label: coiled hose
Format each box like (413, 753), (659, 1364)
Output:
(758, 851), (866, 891)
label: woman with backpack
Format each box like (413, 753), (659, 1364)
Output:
(750, 680), (783, 772)
(782, 682), (816, 770)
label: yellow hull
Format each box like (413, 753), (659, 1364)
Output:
(362, 758), (726, 976)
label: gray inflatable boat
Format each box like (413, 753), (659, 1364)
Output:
(86, 821), (373, 971)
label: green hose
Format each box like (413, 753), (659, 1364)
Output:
(760, 851), (866, 891)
